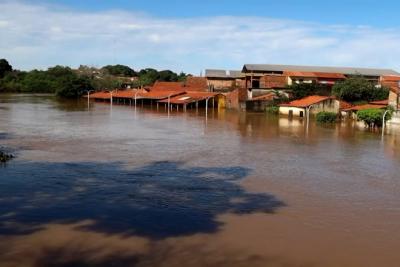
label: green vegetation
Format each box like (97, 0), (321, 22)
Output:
(265, 106), (279, 115)
(316, 111), (337, 123)
(356, 108), (392, 128)
(102, 64), (136, 77)
(287, 83), (330, 100)
(0, 150), (14, 162)
(0, 59), (189, 98)
(0, 59), (12, 78)
(332, 76), (389, 102)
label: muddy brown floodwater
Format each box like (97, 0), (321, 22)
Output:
(0, 94), (400, 267)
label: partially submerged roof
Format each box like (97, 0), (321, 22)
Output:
(250, 92), (276, 101)
(280, 95), (333, 108)
(158, 91), (219, 104)
(243, 64), (400, 77)
(344, 104), (387, 111)
(88, 91), (112, 99)
(205, 69), (243, 79)
(139, 90), (185, 100)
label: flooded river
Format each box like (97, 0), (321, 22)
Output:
(1, 94), (400, 267)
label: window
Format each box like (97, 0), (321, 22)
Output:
(252, 79), (260, 88)
(299, 111), (304, 117)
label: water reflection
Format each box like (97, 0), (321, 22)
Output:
(1, 95), (400, 267)
(0, 161), (284, 238)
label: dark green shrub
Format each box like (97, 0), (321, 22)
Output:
(265, 106), (279, 115)
(356, 108), (392, 128)
(316, 111), (337, 123)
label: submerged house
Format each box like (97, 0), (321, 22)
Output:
(279, 95), (340, 118)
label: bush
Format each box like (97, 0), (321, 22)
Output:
(316, 112), (337, 123)
(356, 108), (392, 128)
(265, 106), (279, 115)
(287, 83), (330, 99)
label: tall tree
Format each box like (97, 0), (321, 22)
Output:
(0, 59), (12, 78)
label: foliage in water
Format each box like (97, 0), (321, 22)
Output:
(316, 111), (337, 123)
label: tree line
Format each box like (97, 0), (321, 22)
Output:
(0, 59), (188, 98)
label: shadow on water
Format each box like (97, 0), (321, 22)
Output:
(0, 161), (285, 239)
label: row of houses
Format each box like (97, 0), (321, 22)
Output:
(205, 64), (400, 116)
(89, 63), (400, 121)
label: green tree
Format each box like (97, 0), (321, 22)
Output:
(356, 108), (392, 128)
(0, 59), (12, 78)
(102, 64), (136, 77)
(332, 76), (389, 102)
(316, 112), (337, 123)
(287, 83), (330, 99)
(55, 76), (93, 98)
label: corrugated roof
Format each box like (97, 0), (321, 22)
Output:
(243, 64), (400, 76)
(205, 69), (243, 78)
(280, 95), (333, 108)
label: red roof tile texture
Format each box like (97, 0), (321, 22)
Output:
(151, 81), (185, 92)
(284, 71), (346, 79)
(158, 91), (219, 104)
(344, 104), (387, 111)
(280, 95), (333, 108)
(251, 93), (276, 101)
(184, 77), (208, 91)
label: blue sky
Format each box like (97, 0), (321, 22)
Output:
(29, 0), (400, 27)
(1, 0), (400, 73)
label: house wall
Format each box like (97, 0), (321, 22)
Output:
(279, 106), (306, 117)
(224, 89), (239, 109)
(308, 99), (340, 114)
(279, 99), (340, 117)
(389, 90), (398, 109)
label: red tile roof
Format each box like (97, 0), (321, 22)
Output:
(339, 100), (353, 110)
(344, 104), (387, 111)
(280, 95), (333, 108)
(138, 90), (185, 100)
(250, 92), (276, 101)
(88, 91), (112, 99)
(369, 99), (388, 105)
(382, 75), (400, 82)
(151, 81), (185, 92)
(184, 77), (208, 91)
(158, 91), (219, 104)
(284, 71), (346, 79)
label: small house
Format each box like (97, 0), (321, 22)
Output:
(279, 95), (340, 118)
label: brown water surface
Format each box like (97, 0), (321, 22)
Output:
(1, 94), (400, 267)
